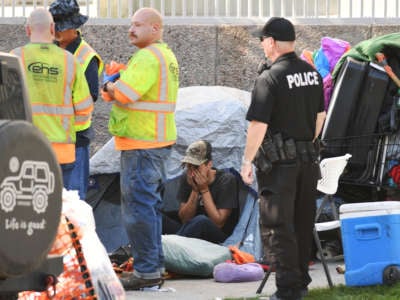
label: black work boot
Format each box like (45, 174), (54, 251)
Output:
(119, 273), (164, 290)
(269, 289), (303, 300)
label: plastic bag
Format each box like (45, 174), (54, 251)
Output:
(62, 189), (126, 299)
(229, 245), (255, 264)
(213, 262), (264, 283)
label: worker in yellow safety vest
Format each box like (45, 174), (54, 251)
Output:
(101, 7), (179, 291)
(11, 7), (93, 190)
(49, 0), (104, 200)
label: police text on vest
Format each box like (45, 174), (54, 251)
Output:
(286, 72), (319, 89)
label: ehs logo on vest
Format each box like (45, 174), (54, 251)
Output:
(28, 62), (60, 82)
(286, 71), (319, 89)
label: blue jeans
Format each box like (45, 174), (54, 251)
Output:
(67, 145), (90, 200)
(177, 215), (227, 244)
(61, 162), (74, 190)
(120, 147), (170, 279)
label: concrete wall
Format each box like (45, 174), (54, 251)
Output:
(1, 19), (399, 153)
(1, 20), (399, 92)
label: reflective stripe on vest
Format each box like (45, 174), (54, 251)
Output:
(115, 100), (175, 112)
(73, 40), (99, 131)
(113, 45), (174, 142)
(75, 40), (104, 76)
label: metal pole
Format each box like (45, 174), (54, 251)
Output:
(160, 0), (165, 16)
(292, 0), (296, 18)
(171, 0), (176, 16)
(182, 0), (186, 17)
(326, 0), (329, 17)
(382, 0), (386, 18)
(282, 0), (287, 17)
(350, 0), (353, 18)
(270, 0), (275, 17)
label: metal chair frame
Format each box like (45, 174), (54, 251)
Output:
(314, 153), (352, 288)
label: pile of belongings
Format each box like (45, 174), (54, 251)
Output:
(301, 37), (351, 110)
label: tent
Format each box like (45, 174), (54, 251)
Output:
(87, 86), (263, 261)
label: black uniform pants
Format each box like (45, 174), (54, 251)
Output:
(257, 160), (319, 295)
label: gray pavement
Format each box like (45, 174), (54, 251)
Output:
(125, 260), (345, 300)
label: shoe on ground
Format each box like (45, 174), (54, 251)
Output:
(269, 291), (303, 300)
(120, 273), (164, 291)
(300, 288), (308, 297)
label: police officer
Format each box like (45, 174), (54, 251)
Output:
(240, 17), (326, 300)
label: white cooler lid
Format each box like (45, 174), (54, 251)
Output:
(340, 201), (400, 219)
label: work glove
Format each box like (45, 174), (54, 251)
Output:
(102, 72), (120, 85)
(102, 60), (127, 85)
(101, 89), (113, 102)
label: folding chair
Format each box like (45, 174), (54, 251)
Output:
(313, 153), (352, 287)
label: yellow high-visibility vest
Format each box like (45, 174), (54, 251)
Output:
(74, 39), (104, 77)
(73, 39), (103, 132)
(11, 43), (93, 164)
(108, 42), (179, 145)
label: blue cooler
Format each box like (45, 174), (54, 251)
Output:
(340, 201), (400, 286)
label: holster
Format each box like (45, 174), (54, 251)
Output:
(296, 140), (319, 164)
(254, 148), (272, 174)
(269, 133), (297, 162)
(255, 133), (298, 174)
(262, 136), (279, 162)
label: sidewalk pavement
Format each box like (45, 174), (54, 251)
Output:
(125, 260), (345, 300)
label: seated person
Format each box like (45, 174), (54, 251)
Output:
(163, 140), (239, 244)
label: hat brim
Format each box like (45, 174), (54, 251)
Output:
(55, 14), (88, 32)
(181, 156), (207, 166)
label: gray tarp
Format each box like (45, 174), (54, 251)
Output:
(90, 85), (251, 178)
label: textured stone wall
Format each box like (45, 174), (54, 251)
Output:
(1, 21), (399, 92)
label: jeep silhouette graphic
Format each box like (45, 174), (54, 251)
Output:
(0, 158), (55, 214)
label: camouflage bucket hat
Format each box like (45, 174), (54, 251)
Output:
(49, 0), (88, 32)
